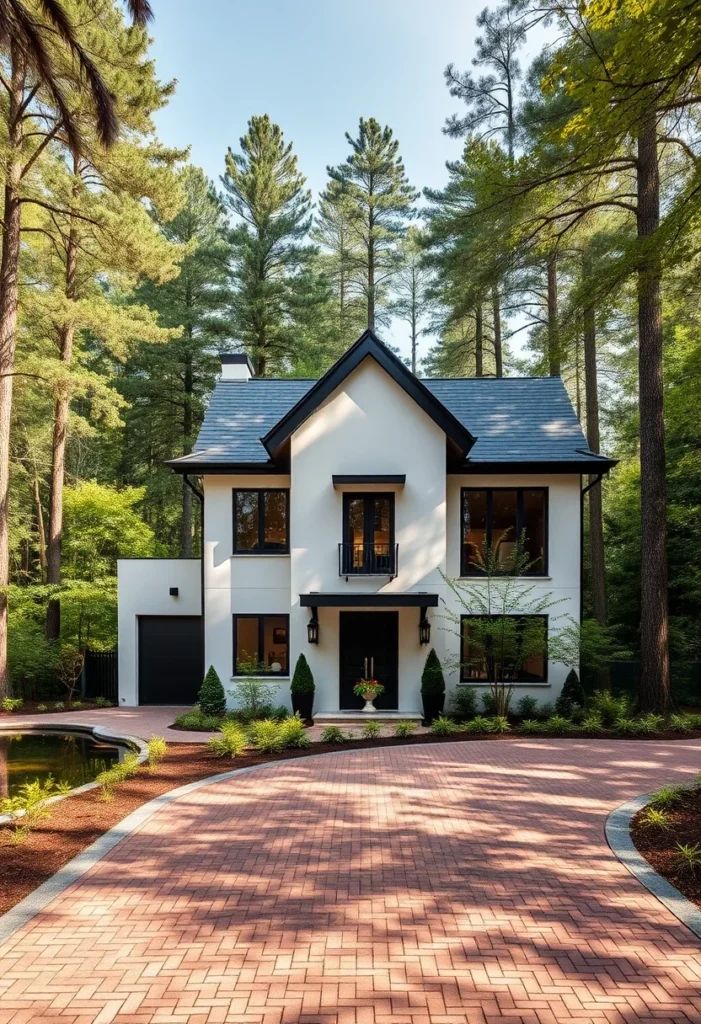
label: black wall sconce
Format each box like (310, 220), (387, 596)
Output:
(419, 608), (431, 645)
(307, 607), (319, 644)
(169, 587), (179, 597)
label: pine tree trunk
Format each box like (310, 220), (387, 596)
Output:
(636, 108), (670, 714)
(475, 303), (483, 376)
(583, 252), (607, 628)
(46, 209), (79, 641)
(367, 234), (375, 331)
(492, 284), (503, 377)
(180, 344), (193, 558)
(33, 473), (47, 578)
(547, 255), (560, 376)
(0, 48), (26, 698)
(411, 265), (418, 374)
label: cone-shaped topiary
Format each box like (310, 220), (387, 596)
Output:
(198, 666), (226, 717)
(555, 668), (586, 716)
(421, 648), (445, 695)
(291, 653), (315, 694)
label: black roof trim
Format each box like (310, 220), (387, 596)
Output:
(454, 457), (619, 475)
(332, 474), (406, 486)
(262, 330), (476, 457)
(165, 458), (284, 475)
(299, 592), (439, 608)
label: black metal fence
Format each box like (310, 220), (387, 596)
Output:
(582, 660), (701, 707)
(82, 649), (118, 701)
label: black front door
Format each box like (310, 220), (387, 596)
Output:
(339, 611), (399, 710)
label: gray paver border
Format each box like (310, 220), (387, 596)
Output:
(606, 793), (701, 942)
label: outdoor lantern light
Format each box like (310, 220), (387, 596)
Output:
(169, 587), (179, 597)
(419, 608), (431, 645)
(307, 608), (319, 644)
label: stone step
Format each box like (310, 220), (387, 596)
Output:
(312, 710), (423, 725)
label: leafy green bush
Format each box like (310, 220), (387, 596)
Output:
(465, 715), (491, 733)
(53, 702), (64, 710)
(421, 648), (445, 696)
(579, 713), (603, 734)
(271, 705), (290, 720)
(36, 703), (48, 712)
(96, 752), (141, 801)
(228, 678), (279, 722)
(199, 666), (227, 717)
(71, 700), (85, 709)
(249, 719), (284, 753)
(290, 653), (314, 694)
(518, 719), (544, 734)
(480, 691), (498, 716)
(95, 696), (112, 708)
(431, 715), (458, 736)
(543, 715), (572, 734)
(174, 708), (223, 731)
(0, 777), (64, 844)
(449, 687), (477, 720)
(362, 720), (382, 738)
(278, 713), (312, 748)
(588, 690), (630, 727)
(516, 696), (539, 719)
(487, 715), (511, 734)
(395, 720), (417, 738)
(1, 697), (23, 711)
(649, 784), (687, 809)
(634, 713), (665, 734)
(209, 722), (248, 758)
(535, 702), (554, 721)
(670, 714), (694, 732)
(320, 726), (345, 744)
(147, 735), (167, 768)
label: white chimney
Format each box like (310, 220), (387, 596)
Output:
(220, 353), (254, 381)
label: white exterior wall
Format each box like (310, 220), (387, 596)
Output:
(444, 474), (581, 707)
(117, 558), (201, 706)
(290, 356), (448, 713)
(203, 474), (291, 711)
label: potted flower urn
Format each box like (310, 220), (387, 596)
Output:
(353, 679), (385, 713)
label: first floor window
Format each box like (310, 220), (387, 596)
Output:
(460, 614), (547, 683)
(461, 488), (547, 575)
(233, 489), (289, 553)
(233, 614), (289, 675)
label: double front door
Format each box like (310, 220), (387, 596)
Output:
(339, 611), (399, 710)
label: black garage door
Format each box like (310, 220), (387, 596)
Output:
(138, 616), (203, 705)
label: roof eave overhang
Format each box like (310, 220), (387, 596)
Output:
(165, 458), (283, 475)
(262, 330), (476, 459)
(455, 457), (619, 475)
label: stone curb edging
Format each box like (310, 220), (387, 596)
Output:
(606, 793), (701, 942)
(0, 723), (149, 826)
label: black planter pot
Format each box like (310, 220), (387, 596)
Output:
(421, 692), (445, 724)
(291, 691), (314, 721)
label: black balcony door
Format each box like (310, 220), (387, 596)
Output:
(342, 492), (394, 575)
(339, 611), (399, 710)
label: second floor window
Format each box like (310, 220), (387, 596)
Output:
(342, 493), (395, 575)
(233, 489), (289, 553)
(461, 487), (547, 576)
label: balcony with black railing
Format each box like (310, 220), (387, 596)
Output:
(339, 542), (398, 578)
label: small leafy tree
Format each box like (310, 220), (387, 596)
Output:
(442, 536), (577, 717)
(291, 653), (314, 695)
(421, 649), (445, 696)
(198, 666), (226, 718)
(56, 645), (85, 705)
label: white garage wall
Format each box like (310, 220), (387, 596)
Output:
(117, 558), (201, 706)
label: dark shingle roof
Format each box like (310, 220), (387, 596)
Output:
(169, 373), (610, 470)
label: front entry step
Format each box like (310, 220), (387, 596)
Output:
(313, 710), (423, 726)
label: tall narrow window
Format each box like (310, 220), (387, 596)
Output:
(233, 614), (289, 675)
(460, 615), (547, 683)
(461, 488), (547, 576)
(233, 489), (289, 553)
(342, 493), (395, 575)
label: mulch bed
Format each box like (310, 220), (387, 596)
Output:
(632, 787), (701, 911)
(3, 726), (701, 919)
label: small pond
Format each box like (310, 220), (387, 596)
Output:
(0, 731), (124, 798)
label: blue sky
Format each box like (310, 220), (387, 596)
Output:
(148, 0), (547, 360)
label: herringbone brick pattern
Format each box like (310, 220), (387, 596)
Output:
(1, 739), (701, 1024)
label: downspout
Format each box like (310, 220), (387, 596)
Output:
(580, 473), (604, 625)
(184, 474), (205, 680)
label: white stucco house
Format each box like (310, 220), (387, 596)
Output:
(117, 329), (615, 717)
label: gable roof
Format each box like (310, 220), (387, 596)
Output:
(167, 333), (617, 475)
(261, 329), (476, 458)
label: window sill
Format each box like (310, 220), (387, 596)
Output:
(457, 681), (550, 688)
(231, 552), (290, 558)
(230, 675), (290, 681)
(458, 575), (552, 581)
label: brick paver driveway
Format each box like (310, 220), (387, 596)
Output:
(2, 739), (701, 1024)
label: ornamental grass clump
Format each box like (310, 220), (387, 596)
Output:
(487, 715), (511, 734)
(97, 752), (141, 801)
(320, 726), (345, 744)
(278, 713), (312, 748)
(669, 714), (694, 732)
(633, 713), (665, 735)
(249, 719), (284, 753)
(362, 720), (382, 739)
(579, 713), (604, 734)
(147, 735), (167, 769)
(674, 842), (701, 875)
(209, 722), (248, 758)
(1, 777), (65, 844)
(198, 666), (227, 718)
(588, 690), (630, 728)
(649, 784), (687, 809)
(638, 807), (671, 830)
(431, 715), (458, 736)
(544, 715), (572, 734)
(174, 708), (223, 731)
(1, 697), (23, 711)
(518, 718), (544, 734)
(465, 715), (492, 733)
(395, 720), (417, 738)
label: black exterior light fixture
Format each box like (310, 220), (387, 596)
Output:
(307, 608), (319, 644)
(419, 608), (431, 645)
(169, 587), (179, 597)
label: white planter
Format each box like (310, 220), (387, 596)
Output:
(362, 697), (377, 714)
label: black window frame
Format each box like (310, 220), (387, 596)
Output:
(459, 613), (549, 684)
(232, 613), (290, 677)
(460, 486), (548, 577)
(232, 488), (290, 555)
(341, 491), (396, 575)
